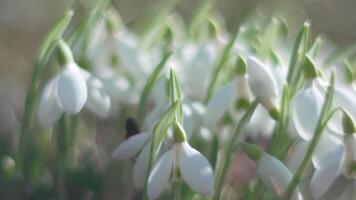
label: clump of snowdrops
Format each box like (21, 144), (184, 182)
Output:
(1, 0), (356, 199)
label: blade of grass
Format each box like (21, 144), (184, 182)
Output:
(205, 31), (239, 103)
(137, 53), (172, 124)
(284, 72), (335, 199)
(213, 100), (258, 200)
(16, 10), (74, 172)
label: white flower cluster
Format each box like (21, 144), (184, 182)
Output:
(36, 8), (356, 200)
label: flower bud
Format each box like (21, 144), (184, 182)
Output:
(247, 56), (279, 116)
(173, 121), (187, 143)
(57, 40), (74, 65)
(342, 110), (356, 135)
(235, 55), (247, 75)
(303, 56), (318, 80)
(240, 142), (263, 161)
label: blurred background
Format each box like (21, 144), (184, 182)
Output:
(0, 0), (355, 198)
(1, 0), (356, 131)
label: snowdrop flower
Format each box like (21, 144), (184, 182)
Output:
(38, 76), (64, 128)
(310, 112), (356, 199)
(112, 118), (152, 189)
(173, 41), (219, 100)
(147, 122), (214, 199)
(242, 143), (303, 200)
(290, 57), (324, 140)
(247, 56), (279, 120)
(37, 40), (111, 127)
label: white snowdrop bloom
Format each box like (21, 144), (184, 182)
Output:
(242, 143), (302, 200)
(38, 76), (63, 128)
(134, 143), (151, 189)
(57, 62), (88, 114)
(112, 118), (152, 189)
(147, 123), (214, 199)
(328, 86), (356, 135)
(310, 113), (356, 199)
(112, 132), (150, 160)
(343, 134), (356, 179)
(257, 155), (303, 200)
(286, 131), (342, 173)
(309, 145), (345, 199)
(247, 56), (279, 119)
(184, 42), (218, 100)
(203, 82), (236, 127)
(79, 69), (111, 118)
(291, 80), (323, 141)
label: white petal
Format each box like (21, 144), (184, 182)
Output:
(147, 150), (173, 200)
(112, 132), (150, 160)
(329, 87), (356, 135)
(257, 154), (301, 200)
(133, 144), (151, 189)
(183, 104), (194, 139)
(310, 146), (344, 199)
(38, 76), (63, 128)
(57, 63), (88, 114)
(291, 82), (323, 141)
(344, 134), (356, 178)
(247, 105), (275, 137)
(247, 56), (278, 109)
(85, 75), (111, 118)
(312, 132), (342, 169)
(182, 42), (217, 99)
(204, 83), (236, 126)
(286, 141), (308, 173)
(178, 142), (214, 196)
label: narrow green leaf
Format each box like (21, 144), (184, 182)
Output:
(168, 69), (183, 122)
(284, 73), (335, 199)
(286, 22), (309, 88)
(137, 53), (172, 123)
(16, 10), (74, 173)
(37, 10), (74, 64)
(213, 100), (259, 200)
(145, 100), (181, 198)
(205, 30), (239, 103)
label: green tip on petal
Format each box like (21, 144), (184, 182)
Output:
(240, 142), (263, 161)
(173, 121), (187, 143)
(268, 106), (280, 121)
(57, 39), (74, 65)
(342, 110), (356, 135)
(235, 55), (247, 75)
(303, 56), (318, 80)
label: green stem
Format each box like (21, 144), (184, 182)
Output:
(173, 179), (182, 200)
(205, 30), (239, 103)
(284, 74), (335, 199)
(213, 101), (258, 200)
(15, 11), (73, 173)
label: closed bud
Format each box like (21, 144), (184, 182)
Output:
(342, 110), (356, 135)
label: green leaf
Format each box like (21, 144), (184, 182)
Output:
(286, 22), (309, 91)
(145, 100), (181, 195)
(213, 100), (259, 200)
(16, 10), (74, 173)
(37, 10), (74, 64)
(205, 30), (239, 103)
(151, 101), (180, 157)
(168, 69), (183, 122)
(284, 73), (335, 199)
(137, 53), (172, 123)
